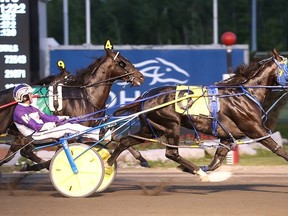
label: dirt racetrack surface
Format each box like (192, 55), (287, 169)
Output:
(0, 165), (288, 216)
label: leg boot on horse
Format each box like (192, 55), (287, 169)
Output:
(200, 139), (231, 172)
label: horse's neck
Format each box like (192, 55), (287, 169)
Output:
(84, 71), (115, 109)
(243, 66), (276, 103)
(84, 58), (121, 109)
(88, 84), (112, 109)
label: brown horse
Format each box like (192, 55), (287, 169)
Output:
(107, 49), (288, 182)
(0, 46), (145, 172)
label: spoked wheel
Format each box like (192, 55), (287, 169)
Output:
(49, 143), (104, 198)
(94, 145), (117, 192)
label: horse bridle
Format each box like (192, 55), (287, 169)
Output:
(85, 51), (136, 88)
(113, 51), (136, 84)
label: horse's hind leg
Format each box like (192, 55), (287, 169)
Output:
(20, 145), (50, 171)
(128, 147), (150, 167)
(107, 135), (142, 166)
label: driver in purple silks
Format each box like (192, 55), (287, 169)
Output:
(13, 83), (111, 141)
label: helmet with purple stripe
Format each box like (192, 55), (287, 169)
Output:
(13, 83), (33, 102)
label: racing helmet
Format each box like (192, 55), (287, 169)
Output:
(13, 83), (33, 102)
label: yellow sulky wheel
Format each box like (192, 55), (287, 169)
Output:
(94, 146), (117, 192)
(49, 143), (104, 198)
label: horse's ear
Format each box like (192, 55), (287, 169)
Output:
(104, 40), (114, 50)
(272, 48), (282, 61)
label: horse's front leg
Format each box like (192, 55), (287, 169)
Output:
(259, 136), (288, 162)
(166, 147), (209, 182)
(200, 139), (230, 172)
(164, 128), (210, 182)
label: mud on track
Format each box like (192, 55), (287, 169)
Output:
(0, 166), (288, 216)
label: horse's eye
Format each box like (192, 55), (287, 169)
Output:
(118, 61), (126, 68)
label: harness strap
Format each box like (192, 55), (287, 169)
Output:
(240, 85), (270, 129)
(53, 84), (59, 113)
(48, 84), (63, 113)
(235, 134), (271, 145)
(263, 90), (288, 119)
(207, 86), (219, 136)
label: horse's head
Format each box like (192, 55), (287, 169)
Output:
(272, 48), (288, 86)
(104, 49), (145, 86)
(222, 49), (288, 87)
(73, 41), (144, 87)
(54, 60), (75, 84)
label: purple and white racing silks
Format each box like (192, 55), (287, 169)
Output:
(13, 103), (104, 141)
(13, 103), (60, 136)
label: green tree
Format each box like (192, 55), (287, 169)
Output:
(47, 0), (288, 50)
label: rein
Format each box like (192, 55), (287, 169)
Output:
(82, 72), (134, 88)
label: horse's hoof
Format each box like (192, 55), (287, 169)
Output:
(20, 164), (28, 172)
(104, 161), (112, 168)
(200, 166), (209, 172)
(140, 161), (151, 168)
(195, 169), (210, 182)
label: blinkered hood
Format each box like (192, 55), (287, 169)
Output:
(275, 57), (288, 86)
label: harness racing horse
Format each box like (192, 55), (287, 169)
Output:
(107, 49), (288, 182)
(0, 47), (145, 172)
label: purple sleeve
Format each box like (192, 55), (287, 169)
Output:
(37, 109), (60, 123)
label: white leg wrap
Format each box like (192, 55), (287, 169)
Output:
(195, 169), (210, 182)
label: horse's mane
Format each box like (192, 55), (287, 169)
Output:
(217, 57), (273, 86)
(32, 75), (60, 85)
(65, 56), (104, 85)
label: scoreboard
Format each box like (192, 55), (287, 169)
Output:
(0, 0), (30, 90)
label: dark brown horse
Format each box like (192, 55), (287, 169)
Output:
(0, 47), (145, 172)
(107, 49), (288, 182)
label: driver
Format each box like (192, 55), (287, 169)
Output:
(13, 83), (111, 141)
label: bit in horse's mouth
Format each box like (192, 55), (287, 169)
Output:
(134, 81), (141, 86)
